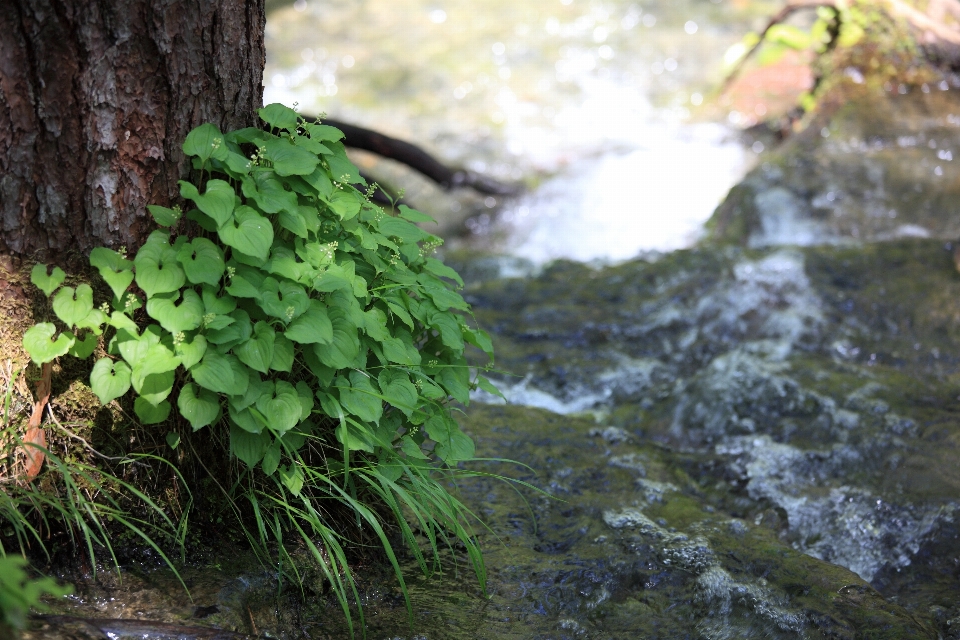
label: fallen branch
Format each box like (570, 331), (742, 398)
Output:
(319, 117), (522, 197)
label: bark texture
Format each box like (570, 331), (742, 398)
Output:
(0, 1), (265, 258)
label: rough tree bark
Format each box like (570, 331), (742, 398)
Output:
(0, 1), (266, 259)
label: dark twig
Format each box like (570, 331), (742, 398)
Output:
(317, 117), (523, 197)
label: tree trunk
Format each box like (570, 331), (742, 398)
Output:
(0, 1), (266, 260)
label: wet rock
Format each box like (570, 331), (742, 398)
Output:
(709, 88), (960, 248)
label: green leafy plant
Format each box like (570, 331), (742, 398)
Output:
(21, 103), (503, 633)
(0, 555), (72, 631)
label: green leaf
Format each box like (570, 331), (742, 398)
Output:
(52, 285), (94, 328)
(284, 299), (332, 344)
(186, 208), (218, 232)
(401, 436), (430, 459)
(89, 248), (131, 273)
(30, 264), (66, 297)
(134, 231), (186, 298)
(225, 262), (264, 298)
(270, 333), (294, 372)
(258, 103), (300, 131)
(146, 290), (204, 334)
(425, 411), (474, 463)
(311, 307), (360, 369)
(302, 122), (345, 142)
(336, 371), (382, 423)
(264, 137), (320, 176)
(324, 190), (362, 220)
(147, 205), (182, 227)
(234, 321), (276, 374)
(363, 308), (390, 341)
(381, 336), (420, 365)
(177, 383), (221, 431)
(166, 432), (181, 450)
(182, 122), (228, 162)
(230, 423), (270, 467)
(262, 440), (281, 476)
(177, 238), (225, 286)
(100, 268), (135, 303)
(278, 208), (309, 238)
(398, 204), (437, 224)
(133, 369), (175, 406)
(258, 277), (310, 321)
(378, 369), (418, 417)
(175, 333), (207, 370)
(23, 323), (74, 364)
(439, 362), (471, 404)
(228, 369), (267, 412)
(179, 179), (236, 228)
(423, 257), (464, 287)
(476, 375), (506, 401)
(379, 216), (429, 244)
(205, 309), (251, 347)
(68, 332), (98, 359)
(89, 358), (131, 404)
(430, 312), (465, 351)
(108, 310), (139, 332)
(202, 286), (237, 315)
(335, 421), (375, 453)
(218, 205), (274, 260)
(264, 246), (310, 283)
(295, 380), (314, 420)
(134, 397), (171, 425)
(326, 151), (364, 185)
(255, 380), (302, 433)
(115, 324), (162, 367)
(241, 172), (298, 214)
(278, 463), (304, 496)
(190, 350), (248, 396)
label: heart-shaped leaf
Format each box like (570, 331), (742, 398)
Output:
(133, 369), (175, 406)
(424, 411), (475, 463)
(205, 309), (251, 347)
(176, 333), (207, 370)
(234, 321), (276, 374)
(225, 262), (264, 298)
(190, 350), (248, 396)
(324, 190), (362, 221)
(89, 247), (133, 272)
(101, 268), (135, 303)
(201, 286), (237, 315)
(278, 463), (304, 496)
(147, 205), (182, 227)
(52, 285), (94, 328)
(177, 238), (225, 286)
(23, 323), (74, 364)
(68, 332), (99, 359)
(134, 231), (185, 298)
(258, 103), (299, 131)
(278, 208), (308, 238)
(230, 423), (270, 467)
(295, 380), (314, 420)
(378, 369), (418, 417)
(311, 307), (360, 369)
(108, 311), (139, 332)
(261, 440), (282, 476)
(241, 172), (298, 214)
(166, 432), (181, 449)
(182, 122), (228, 162)
(218, 205), (273, 260)
(116, 324), (162, 368)
(228, 403), (264, 434)
(89, 357), (131, 404)
(228, 369), (267, 412)
(336, 371), (382, 423)
(284, 300), (333, 344)
(255, 380), (302, 434)
(258, 277), (310, 321)
(270, 333), (294, 372)
(264, 137), (319, 177)
(30, 264), (66, 297)
(264, 246), (310, 283)
(134, 397), (171, 425)
(179, 179), (236, 228)
(145, 290), (204, 334)
(177, 383), (220, 431)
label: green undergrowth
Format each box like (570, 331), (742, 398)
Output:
(12, 103), (515, 635)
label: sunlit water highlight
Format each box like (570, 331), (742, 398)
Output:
(265, 0), (774, 264)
